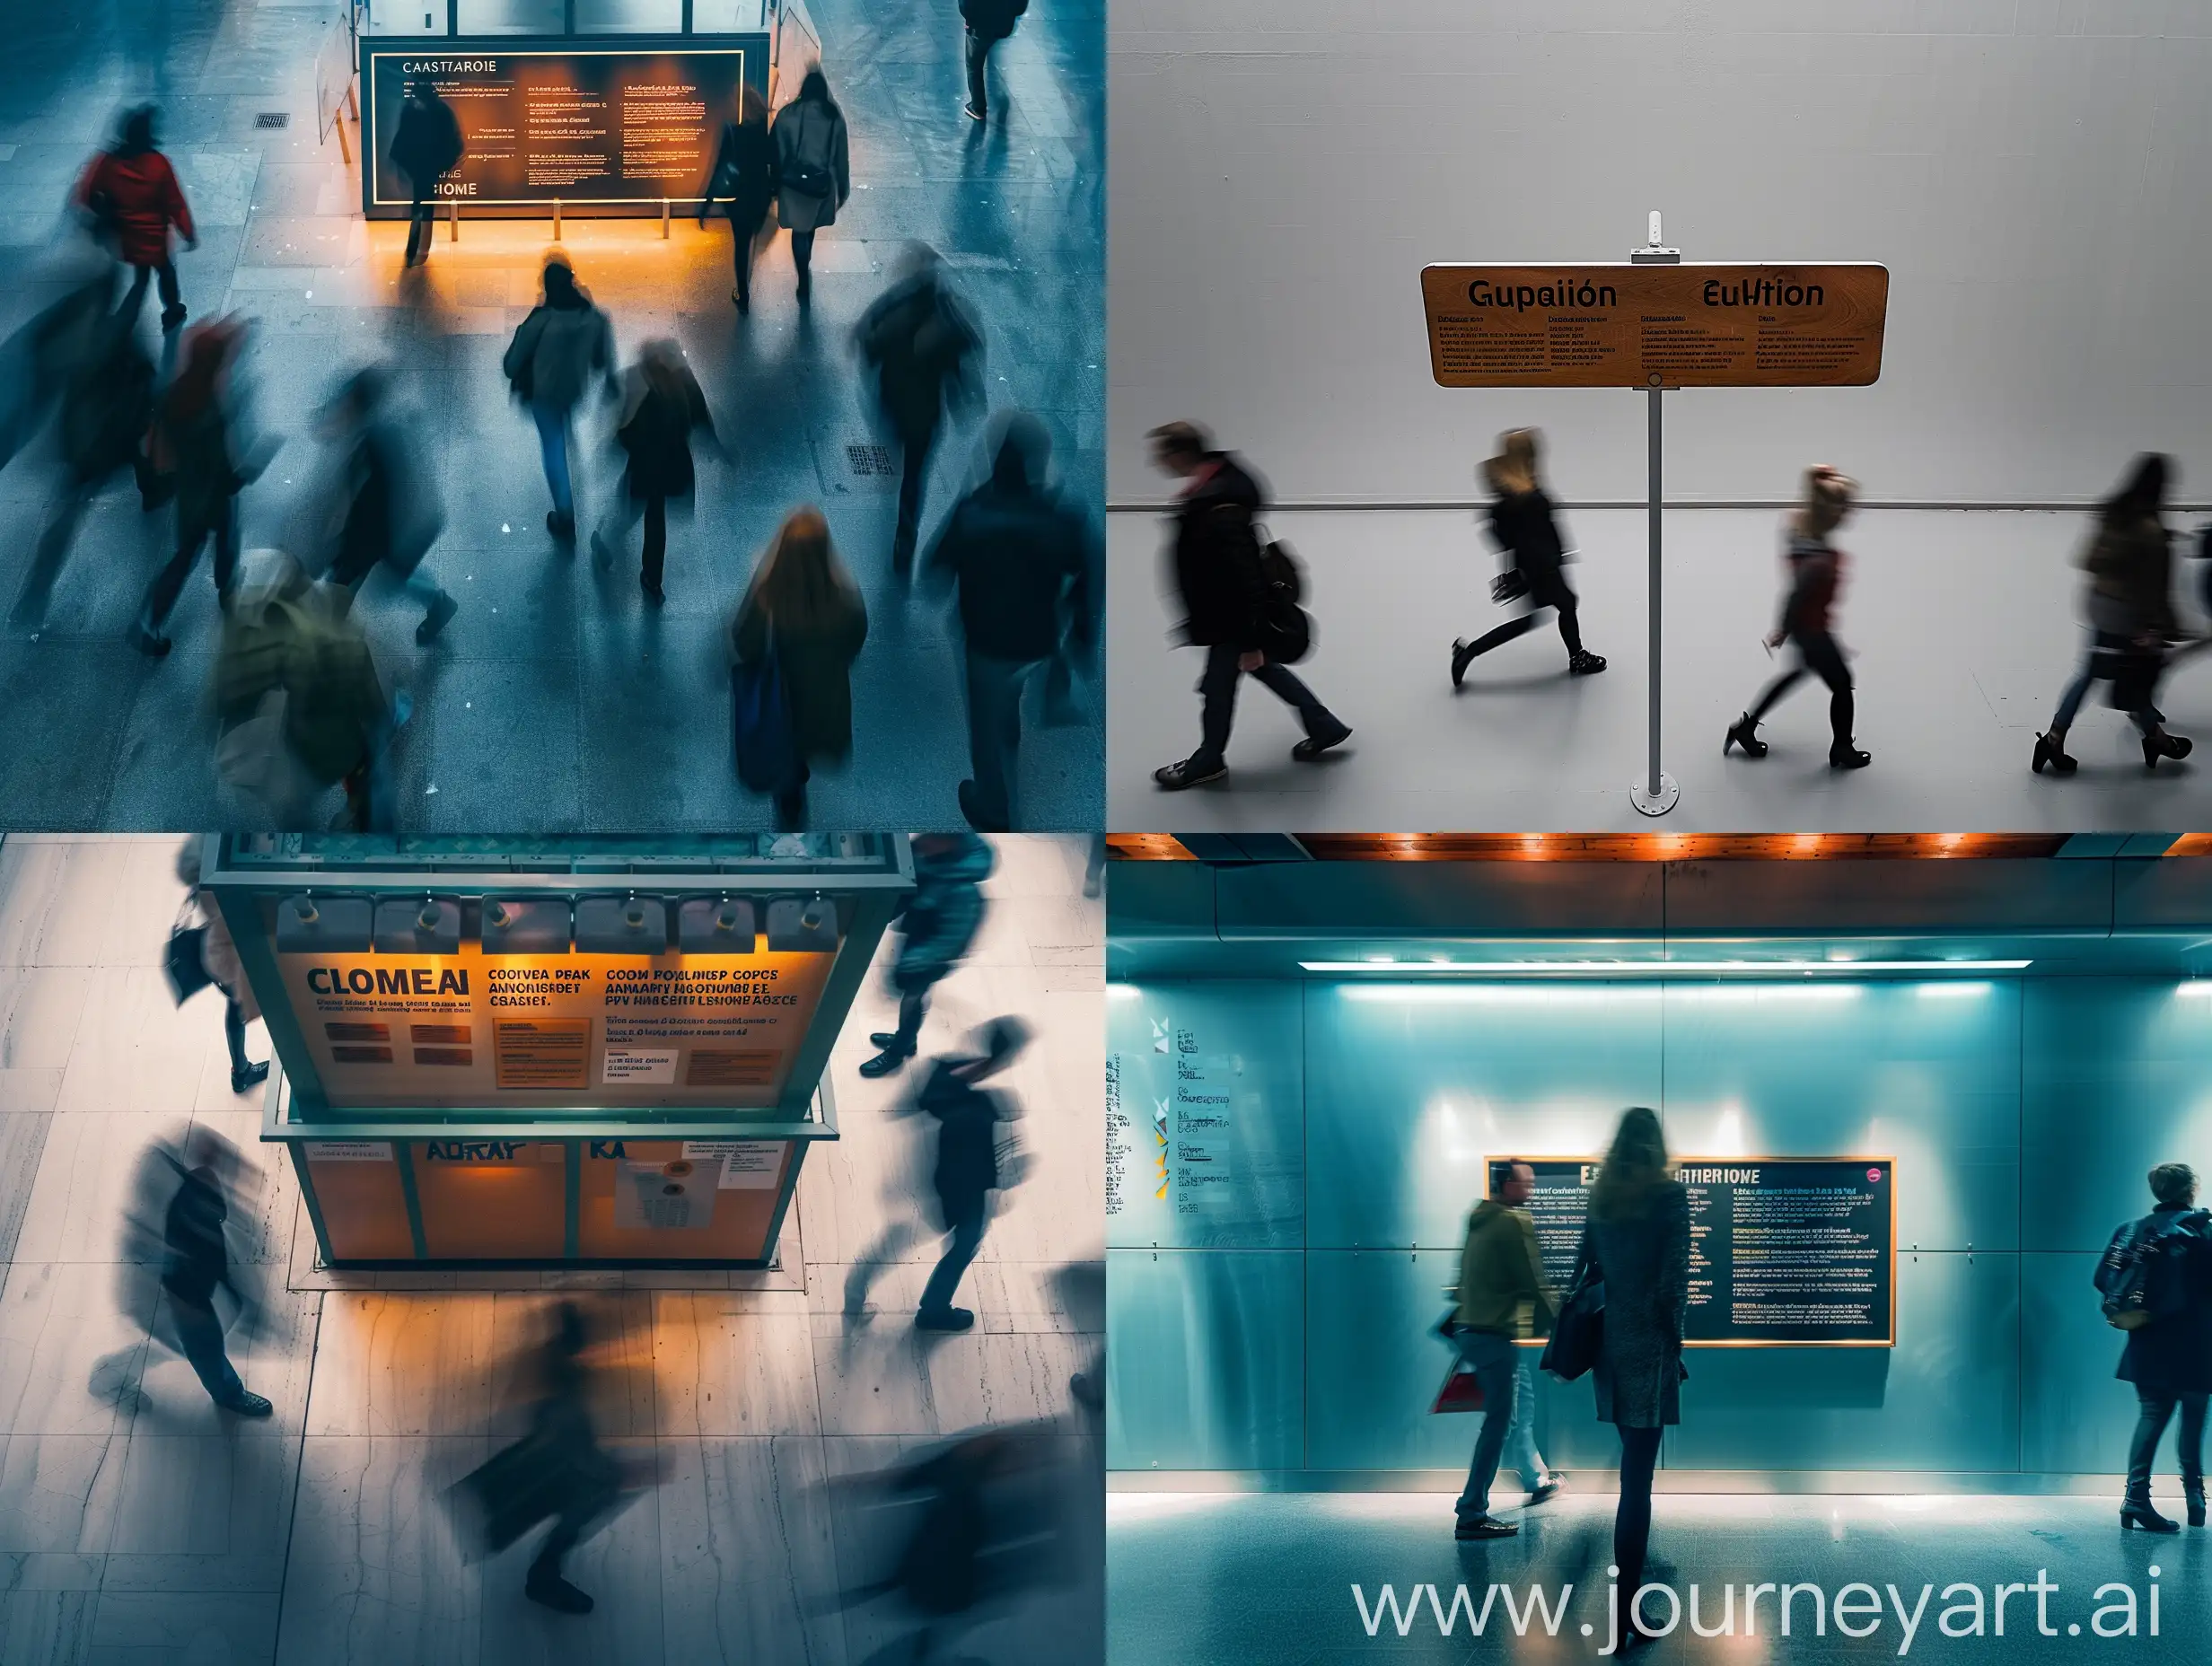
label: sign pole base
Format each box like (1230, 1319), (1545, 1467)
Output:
(1629, 773), (1680, 818)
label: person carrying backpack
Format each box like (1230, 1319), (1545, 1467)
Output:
(1146, 420), (1351, 790)
(2097, 1162), (2212, 1532)
(505, 256), (616, 543)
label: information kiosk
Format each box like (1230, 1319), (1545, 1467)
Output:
(205, 832), (911, 1268)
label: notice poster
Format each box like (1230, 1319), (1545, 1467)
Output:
(1488, 1155), (1895, 1346)
(1419, 264), (1890, 390)
(613, 1157), (719, 1230)
(278, 943), (836, 1109)
(364, 41), (763, 215)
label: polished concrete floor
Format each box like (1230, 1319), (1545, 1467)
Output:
(0, 833), (1105, 1665)
(1110, 1489), (2208, 1663)
(0, 0), (1103, 832)
(1109, 505), (2212, 831)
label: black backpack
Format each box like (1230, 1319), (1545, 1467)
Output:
(1252, 529), (1312, 664)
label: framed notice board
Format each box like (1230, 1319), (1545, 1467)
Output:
(362, 36), (769, 217)
(1484, 1155), (1896, 1346)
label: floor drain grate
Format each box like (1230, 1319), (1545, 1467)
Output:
(845, 443), (897, 478)
(255, 111), (291, 129)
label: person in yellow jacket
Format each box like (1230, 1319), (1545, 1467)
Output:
(1449, 1160), (1564, 1539)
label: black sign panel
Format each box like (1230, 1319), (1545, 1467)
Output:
(364, 39), (766, 217)
(1488, 1156), (1894, 1346)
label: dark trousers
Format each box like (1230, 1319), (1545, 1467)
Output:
(2128, 1390), (2208, 1501)
(405, 186), (434, 264)
(601, 494), (671, 591)
(1749, 627), (1853, 750)
(791, 229), (817, 297)
(918, 1201), (987, 1315)
(1465, 568), (1584, 658)
(123, 258), (181, 322)
(963, 650), (1043, 830)
(1194, 640), (1343, 768)
(172, 1294), (243, 1405)
(730, 213), (759, 306)
(142, 498), (239, 630)
(964, 29), (995, 114)
(1613, 1424), (1663, 1635)
(893, 425), (937, 570)
(887, 988), (927, 1051)
(775, 758), (811, 832)
(1452, 1329), (1520, 1521)
(223, 996), (250, 1075)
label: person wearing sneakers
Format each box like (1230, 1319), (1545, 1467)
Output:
(1449, 1161), (1561, 1541)
(1148, 421), (1351, 790)
(504, 256), (616, 545)
(860, 832), (994, 1078)
(161, 1129), (272, 1418)
(1724, 464), (1872, 770)
(914, 1018), (1031, 1332)
(1451, 429), (1605, 688)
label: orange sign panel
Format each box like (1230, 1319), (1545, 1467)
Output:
(1419, 263), (1889, 390)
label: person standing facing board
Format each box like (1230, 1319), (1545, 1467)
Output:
(1447, 1160), (1561, 1541)
(959, 0), (1028, 121)
(770, 69), (850, 307)
(389, 78), (462, 269)
(2095, 1162), (2212, 1533)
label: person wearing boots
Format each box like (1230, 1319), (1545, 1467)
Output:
(1724, 465), (1871, 770)
(2097, 1162), (2212, 1533)
(1452, 429), (1606, 687)
(860, 832), (994, 1078)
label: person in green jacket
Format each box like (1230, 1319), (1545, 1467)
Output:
(1450, 1160), (1563, 1539)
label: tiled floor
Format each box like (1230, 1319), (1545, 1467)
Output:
(0, 0), (1104, 832)
(0, 832), (1105, 1665)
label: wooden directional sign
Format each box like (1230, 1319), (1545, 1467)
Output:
(1420, 263), (1890, 390)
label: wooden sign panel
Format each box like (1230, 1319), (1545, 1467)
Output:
(1420, 263), (1890, 390)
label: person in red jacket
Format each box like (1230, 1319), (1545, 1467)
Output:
(75, 107), (196, 331)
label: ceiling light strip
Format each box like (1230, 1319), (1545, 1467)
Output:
(1295, 959), (2032, 975)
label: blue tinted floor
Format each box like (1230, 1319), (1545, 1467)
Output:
(1110, 1491), (2210, 1663)
(0, 0), (1102, 831)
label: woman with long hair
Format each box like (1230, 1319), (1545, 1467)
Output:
(733, 507), (869, 828)
(769, 68), (850, 306)
(701, 83), (777, 315)
(2033, 453), (2192, 775)
(1724, 465), (1870, 768)
(1451, 428), (1605, 686)
(1576, 1107), (1690, 1656)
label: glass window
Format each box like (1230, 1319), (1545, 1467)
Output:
(575, 0), (684, 32)
(364, 0), (446, 34)
(693, 0), (767, 30)
(455, 0), (566, 32)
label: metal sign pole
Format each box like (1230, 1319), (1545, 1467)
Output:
(1629, 212), (1681, 818)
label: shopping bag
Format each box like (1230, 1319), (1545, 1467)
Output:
(732, 636), (796, 793)
(1431, 1359), (1486, 1414)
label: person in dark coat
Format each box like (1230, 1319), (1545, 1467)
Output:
(162, 1127), (272, 1416)
(131, 317), (250, 656)
(1147, 420), (1351, 789)
(924, 412), (1099, 832)
(1725, 465), (1872, 769)
(862, 832), (994, 1077)
(75, 106), (196, 329)
(732, 507), (869, 829)
(1576, 1107), (1689, 1655)
(958, 0), (1029, 121)
(320, 366), (457, 643)
(855, 243), (984, 574)
(915, 1018), (1031, 1331)
(505, 256), (617, 541)
(2035, 453), (2193, 776)
(390, 78), (463, 268)
(769, 69), (849, 305)
(592, 338), (719, 602)
(2096, 1162), (2212, 1532)
(1452, 428), (1606, 686)
(701, 83), (777, 314)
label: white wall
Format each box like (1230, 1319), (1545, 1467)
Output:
(1109, 0), (2212, 505)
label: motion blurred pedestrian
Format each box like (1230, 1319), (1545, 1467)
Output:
(1724, 464), (1871, 769)
(856, 243), (983, 574)
(731, 507), (868, 829)
(2034, 453), (2193, 776)
(75, 105), (195, 330)
(770, 68), (849, 306)
(505, 254), (615, 543)
(925, 412), (1098, 831)
(860, 831), (993, 1077)
(1147, 421), (1351, 788)
(959, 0), (1028, 121)
(131, 317), (252, 656)
(173, 838), (269, 1095)
(594, 338), (719, 603)
(1446, 1160), (1560, 1542)
(391, 78), (463, 268)
(0, 253), (118, 483)
(702, 83), (777, 315)
(160, 1127), (271, 1416)
(914, 1017), (1031, 1331)
(1451, 428), (1605, 687)
(320, 366), (457, 643)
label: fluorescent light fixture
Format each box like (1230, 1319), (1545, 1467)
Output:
(1917, 981), (1994, 998)
(1298, 959), (2030, 976)
(2176, 980), (2212, 996)
(1105, 984), (1144, 1000)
